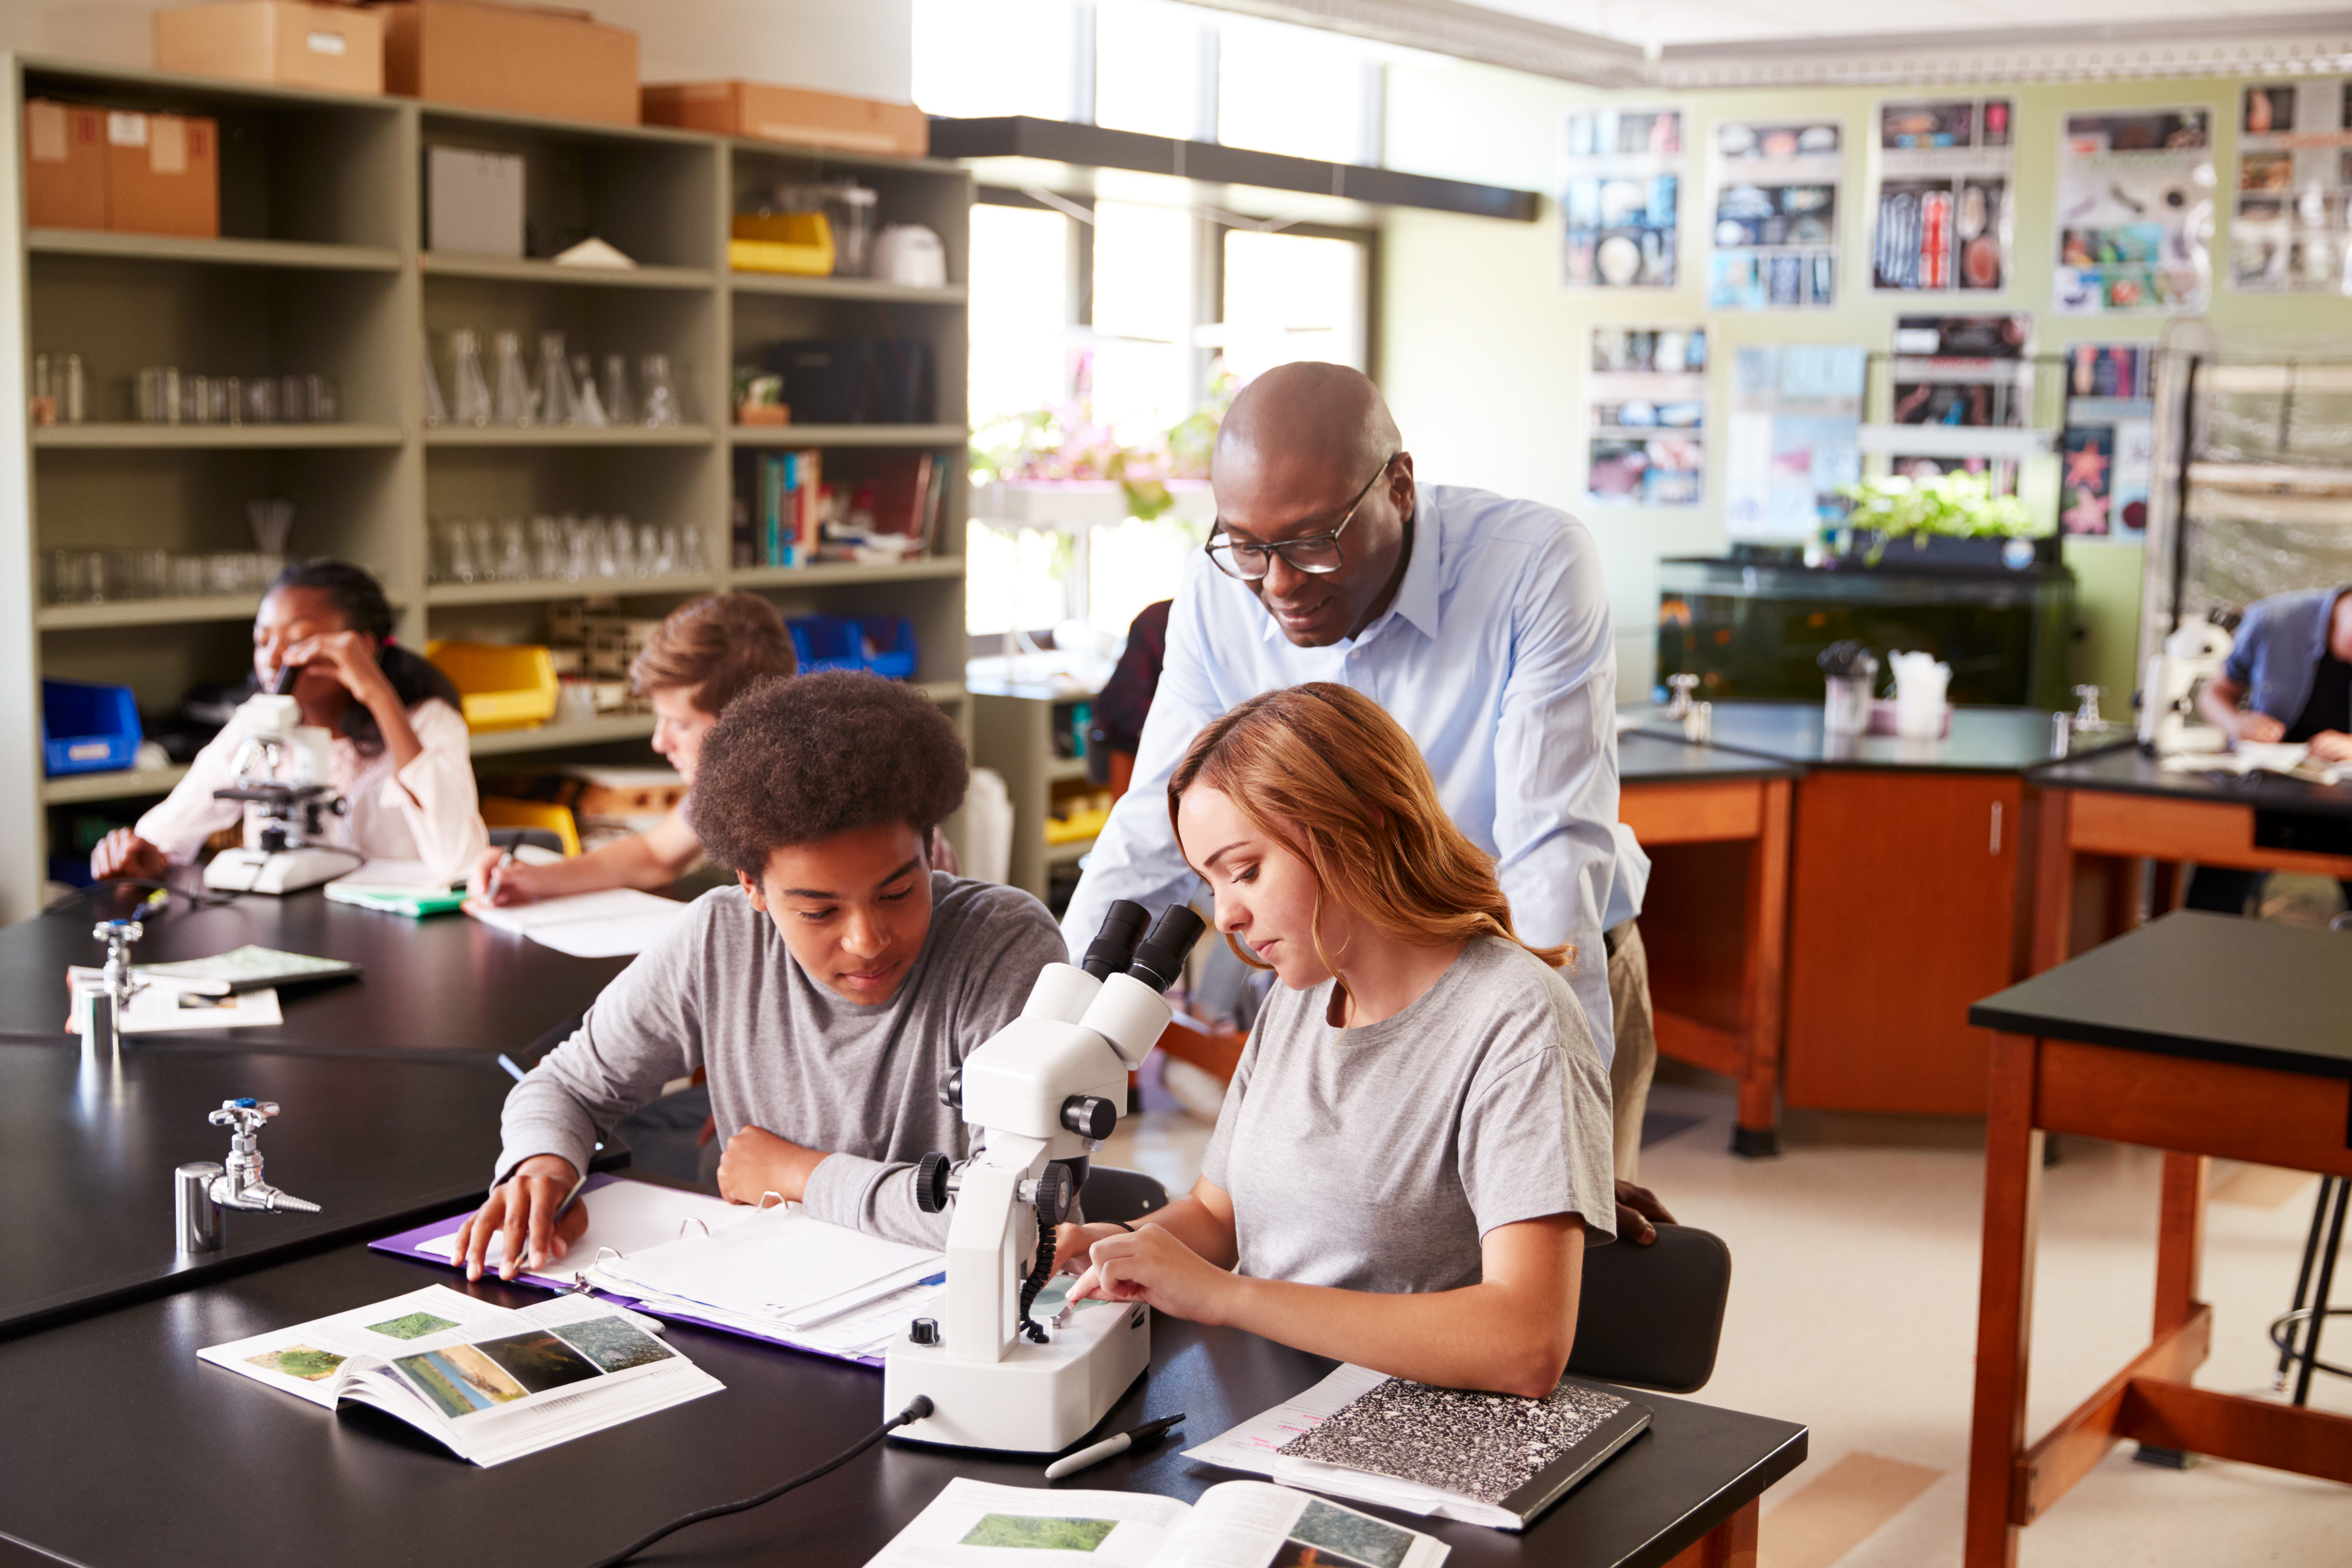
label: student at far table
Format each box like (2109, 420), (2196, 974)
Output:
(2189, 582), (2352, 916)
(457, 671), (1066, 1277)
(1058, 683), (1616, 1396)
(91, 559), (487, 886)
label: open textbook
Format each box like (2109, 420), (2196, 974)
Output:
(867, 1477), (1448, 1568)
(2161, 741), (2346, 786)
(1188, 1365), (1650, 1531)
(375, 1175), (945, 1366)
(198, 1283), (722, 1466)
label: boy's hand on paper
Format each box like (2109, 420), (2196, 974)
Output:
(455, 1155), (586, 1281)
(717, 1124), (828, 1206)
(1613, 1178), (1676, 1246)
(1067, 1225), (1236, 1324)
(466, 847), (546, 907)
(2308, 731), (2352, 763)
(2235, 711), (2287, 744)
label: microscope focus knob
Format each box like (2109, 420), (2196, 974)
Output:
(907, 1317), (939, 1346)
(937, 1066), (963, 1110)
(1059, 1094), (1118, 1141)
(913, 1151), (952, 1214)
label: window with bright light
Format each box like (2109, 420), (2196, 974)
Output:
(910, 0), (1076, 120)
(968, 203), (1074, 429)
(1216, 13), (1366, 164)
(1096, 0), (1209, 140)
(1090, 201), (1198, 440)
(1222, 231), (1366, 381)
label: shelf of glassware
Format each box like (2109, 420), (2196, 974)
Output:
(27, 230), (401, 272)
(423, 424), (714, 448)
(38, 595), (266, 630)
(466, 714), (658, 757)
(32, 424), (405, 450)
(426, 575), (720, 608)
(40, 764), (193, 805)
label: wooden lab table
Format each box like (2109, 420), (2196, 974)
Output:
(2025, 745), (2352, 972)
(1964, 913), (2352, 1567)
(0, 1236), (1805, 1568)
(1618, 732), (1797, 1156)
(1638, 703), (2119, 1122)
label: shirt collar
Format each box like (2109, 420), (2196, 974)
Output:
(1244, 482), (1442, 650)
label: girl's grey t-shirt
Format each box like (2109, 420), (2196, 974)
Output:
(1201, 935), (1616, 1294)
(496, 872), (1066, 1246)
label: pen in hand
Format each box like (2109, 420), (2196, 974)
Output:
(1043, 1414), (1185, 1480)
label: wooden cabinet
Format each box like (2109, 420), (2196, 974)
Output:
(1782, 770), (2026, 1115)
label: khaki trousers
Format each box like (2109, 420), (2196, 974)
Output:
(1605, 920), (1656, 1182)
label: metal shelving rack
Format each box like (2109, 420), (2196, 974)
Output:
(0, 54), (973, 918)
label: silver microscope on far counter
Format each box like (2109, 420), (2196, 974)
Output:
(176, 1098), (321, 1253)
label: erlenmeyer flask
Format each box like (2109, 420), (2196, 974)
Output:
(492, 330), (533, 426)
(639, 354), (679, 427)
(601, 354), (635, 425)
(498, 518), (528, 580)
(538, 332), (578, 427)
(679, 523), (707, 575)
(610, 515), (637, 577)
(470, 518), (496, 581)
(446, 519), (478, 584)
(572, 353), (608, 426)
(450, 330), (492, 427)
(422, 339), (447, 427)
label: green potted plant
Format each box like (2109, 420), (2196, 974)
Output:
(1832, 470), (2048, 569)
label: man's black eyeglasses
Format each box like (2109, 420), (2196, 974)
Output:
(1205, 453), (1400, 582)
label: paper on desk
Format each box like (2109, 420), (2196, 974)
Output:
(332, 859), (442, 888)
(592, 1202), (942, 1325)
(2161, 744), (2345, 785)
(1185, 1363), (1390, 1473)
(65, 977), (281, 1034)
(469, 888), (688, 958)
(413, 1176), (749, 1283)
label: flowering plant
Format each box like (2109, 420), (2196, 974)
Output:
(971, 358), (1234, 522)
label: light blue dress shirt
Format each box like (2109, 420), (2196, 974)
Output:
(1060, 483), (1641, 1065)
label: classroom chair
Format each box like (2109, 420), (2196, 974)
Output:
(2270, 1176), (2349, 1406)
(1565, 1224), (1733, 1394)
(481, 799), (582, 856)
(1080, 1166), (1169, 1226)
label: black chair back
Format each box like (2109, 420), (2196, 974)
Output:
(1080, 1165), (1169, 1225)
(1566, 1224), (1732, 1394)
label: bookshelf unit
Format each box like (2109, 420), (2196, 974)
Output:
(0, 55), (973, 918)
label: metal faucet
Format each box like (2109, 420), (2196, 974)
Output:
(1666, 672), (1701, 718)
(176, 1098), (320, 1253)
(80, 919), (144, 1057)
(2072, 684), (2110, 731)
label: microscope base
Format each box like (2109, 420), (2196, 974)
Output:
(883, 1298), (1151, 1454)
(202, 847), (353, 896)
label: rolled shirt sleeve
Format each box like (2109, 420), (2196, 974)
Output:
(383, 699), (489, 884)
(132, 722), (249, 865)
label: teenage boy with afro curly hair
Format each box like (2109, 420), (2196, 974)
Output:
(458, 672), (1066, 1274)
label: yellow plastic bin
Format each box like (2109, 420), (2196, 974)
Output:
(480, 797), (582, 856)
(729, 210), (833, 275)
(425, 641), (559, 732)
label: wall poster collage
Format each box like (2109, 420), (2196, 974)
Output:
(1710, 119), (1842, 310)
(2058, 345), (2156, 540)
(2054, 107), (2213, 314)
(1886, 314), (2034, 494)
(1724, 346), (1866, 541)
(2233, 78), (2352, 293)
(1586, 326), (1706, 506)
(1560, 108), (1684, 290)
(1872, 98), (2014, 293)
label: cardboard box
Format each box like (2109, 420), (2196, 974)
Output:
(643, 80), (927, 158)
(381, 0), (637, 127)
(24, 101), (107, 231)
(155, 2), (385, 94)
(425, 145), (523, 255)
(104, 112), (220, 238)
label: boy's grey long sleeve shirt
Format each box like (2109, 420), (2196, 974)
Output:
(495, 873), (1068, 1246)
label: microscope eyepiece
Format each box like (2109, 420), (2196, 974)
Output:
(270, 663), (301, 696)
(1080, 899), (1152, 981)
(1127, 905), (1207, 992)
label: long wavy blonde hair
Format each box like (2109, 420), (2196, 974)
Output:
(1168, 683), (1570, 982)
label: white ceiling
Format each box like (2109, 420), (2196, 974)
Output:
(1477, 0), (2352, 50)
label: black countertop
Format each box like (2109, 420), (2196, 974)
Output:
(0, 1041), (512, 1334)
(1619, 731), (1800, 784)
(2029, 744), (2352, 819)
(0, 874), (630, 1058)
(1969, 912), (2352, 1080)
(1633, 700), (2124, 775)
(0, 1240), (1807, 1568)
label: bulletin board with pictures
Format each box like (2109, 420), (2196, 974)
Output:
(1586, 326), (1707, 506)
(1884, 314), (2035, 495)
(1561, 107), (1685, 290)
(2054, 106), (2214, 315)
(1710, 119), (1843, 310)
(2058, 343), (2157, 540)
(2233, 79), (2352, 294)
(1725, 345), (1867, 540)
(1872, 98), (2015, 293)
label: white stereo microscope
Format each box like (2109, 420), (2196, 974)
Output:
(202, 667), (353, 895)
(884, 900), (1205, 1454)
(2138, 616), (2236, 756)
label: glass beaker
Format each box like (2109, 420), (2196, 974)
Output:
(601, 354), (635, 425)
(497, 518), (528, 580)
(639, 354), (679, 427)
(244, 378), (277, 425)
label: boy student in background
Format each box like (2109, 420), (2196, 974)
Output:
(92, 560), (487, 886)
(457, 672), (1064, 1276)
(466, 591), (794, 906)
(1059, 684), (1615, 1397)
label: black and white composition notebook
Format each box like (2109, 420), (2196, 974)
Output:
(1188, 1363), (1652, 1531)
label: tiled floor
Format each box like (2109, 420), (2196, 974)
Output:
(1098, 1054), (2352, 1567)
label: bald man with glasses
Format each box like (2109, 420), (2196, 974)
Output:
(1063, 361), (1670, 1225)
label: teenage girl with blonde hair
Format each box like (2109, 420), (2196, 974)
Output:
(1058, 682), (1615, 1397)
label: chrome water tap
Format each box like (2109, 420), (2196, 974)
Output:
(176, 1098), (321, 1253)
(80, 918), (144, 1057)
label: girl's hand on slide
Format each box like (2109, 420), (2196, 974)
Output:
(1068, 1226), (1237, 1324)
(1050, 1221), (1127, 1275)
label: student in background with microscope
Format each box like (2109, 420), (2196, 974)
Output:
(90, 559), (486, 886)
(456, 672), (1064, 1277)
(465, 591), (796, 907)
(1058, 684), (1615, 1398)
(2188, 582), (2352, 915)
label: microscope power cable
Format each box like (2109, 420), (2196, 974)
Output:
(584, 1395), (934, 1568)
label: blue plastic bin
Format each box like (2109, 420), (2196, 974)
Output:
(786, 616), (918, 681)
(41, 679), (143, 776)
